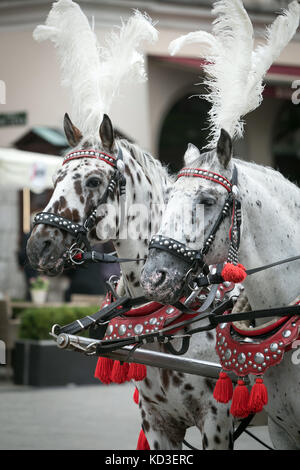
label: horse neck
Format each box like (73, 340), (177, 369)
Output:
(236, 159), (300, 313)
(107, 143), (171, 298)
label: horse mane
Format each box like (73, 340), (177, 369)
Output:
(33, 0), (158, 142)
(235, 158), (300, 191)
(169, 0), (300, 148)
(118, 138), (174, 191)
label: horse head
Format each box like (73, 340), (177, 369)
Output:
(26, 113), (123, 276)
(141, 129), (235, 304)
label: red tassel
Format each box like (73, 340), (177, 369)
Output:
(127, 363), (147, 381)
(94, 357), (114, 384)
(213, 371), (233, 403)
(248, 377), (268, 413)
(230, 379), (250, 418)
(222, 263), (247, 283)
(111, 361), (130, 384)
(133, 387), (139, 404)
(136, 429), (150, 450)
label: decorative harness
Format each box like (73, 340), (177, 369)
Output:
(147, 163), (300, 418)
(149, 165), (243, 284)
(39, 151), (300, 422)
(33, 146), (127, 259)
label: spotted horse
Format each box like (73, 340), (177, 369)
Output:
(26, 0), (240, 451)
(141, 0), (300, 450)
(27, 111), (239, 450)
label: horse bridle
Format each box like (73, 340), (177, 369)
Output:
(149, 165), (242, 282)
(33, 146), (126, 263)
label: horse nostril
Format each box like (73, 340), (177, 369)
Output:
(153, 270), (167, 288)
(40, 240), (52, 258)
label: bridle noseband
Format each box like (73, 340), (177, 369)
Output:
(33, 146), (126, 263)
(149, 165), (241, 280)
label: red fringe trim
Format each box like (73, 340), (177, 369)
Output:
(94, 357), (114, 384)
(136, 429), (150, 450)
(248, 377), (268, 413)
(133, 387), (139, 405)
(127, 363), (147, 381)
(222, 263), (247, 283)
(230, 379), (250, 418)
(111, 361), (130, 384)
(213, 371), (233, 403)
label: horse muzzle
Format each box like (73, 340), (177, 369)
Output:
(141, 248), (190, 304)
(26, 225), (68, 276)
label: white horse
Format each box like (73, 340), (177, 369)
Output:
(141, 0), (300, 450)
(26, 0), (234, 450)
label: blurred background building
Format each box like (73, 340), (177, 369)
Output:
(0, 0), (299, 299)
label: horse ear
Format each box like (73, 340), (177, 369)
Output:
(217, 129), (232, 169)
(183, 143), (201, 166)
(99, 114), (115, 152)
(63, 113), (82, 147)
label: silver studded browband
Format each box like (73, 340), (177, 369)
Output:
(33, 212), (83, 235)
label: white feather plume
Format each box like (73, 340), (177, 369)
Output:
(99, 10), (158, 112)
(169, 0), (300, 148)
(33, 1), (158, 142)
(247, 0), (300, 115)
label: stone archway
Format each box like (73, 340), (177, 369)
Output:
(158, 93), (211, 173)
(272, 99), (300, 185)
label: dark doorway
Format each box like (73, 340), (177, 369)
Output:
(159, 93), (211, 173)
(273, 99), (300, 185)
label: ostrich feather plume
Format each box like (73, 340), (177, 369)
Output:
(169, 0), (300, 148)
(33, 0), (158, 142)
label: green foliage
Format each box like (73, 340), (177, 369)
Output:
(19, 305), (98, 340)
(29, 276), (50, 291)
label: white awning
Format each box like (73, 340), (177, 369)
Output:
(0, 148), (61, 193)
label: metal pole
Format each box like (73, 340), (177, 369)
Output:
(56, 333), (238, 382)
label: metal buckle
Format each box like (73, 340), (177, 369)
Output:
(67, 243), (85, 265)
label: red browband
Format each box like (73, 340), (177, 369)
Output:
(177, 168), (232, 192)
(62, 149), (117, 168)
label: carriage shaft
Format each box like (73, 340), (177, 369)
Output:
(56, 333), (238, 382)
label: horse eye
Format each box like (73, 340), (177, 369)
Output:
(202, 197), (216, 207)
(86, 177), (101, 188)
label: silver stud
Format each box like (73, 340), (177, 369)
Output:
(134, 324), (143, 335)
(270, 342), (278, 352)
(282, 329), (291, 338)
(166, 307), (175, 314)
(118, 325), (127, 336)
(225, 349), (231, 360)
(149, 318), (157, 325)
(238, 353), (246, 364)
(106, 324), (113, 336)
(254, 352), (265, 364)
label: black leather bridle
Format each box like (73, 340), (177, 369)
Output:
(33, 146), (126, 262)
(149, 165), (241, 281)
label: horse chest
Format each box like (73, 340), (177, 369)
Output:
(137, 333), (219, 425)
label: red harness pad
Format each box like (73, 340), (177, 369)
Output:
(216, 314), (300, 377)
(102, 299), (183, 341)
(101, 281), (236, 341)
